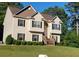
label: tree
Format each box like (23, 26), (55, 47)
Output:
(0, 2), (23, 41)
(42, 6), (68, 44)
(65, 2), (79, 31)
(63, 30), (79, 48)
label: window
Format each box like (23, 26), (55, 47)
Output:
(52, 24), (60, 30)
(32, 35), (39, 41)
(17, 33), (25, 40)
(18, 19), (25, 27)
(32, 21), (42, 28)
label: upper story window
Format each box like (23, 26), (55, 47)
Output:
(32, 34), (39, 41)
(18, 19), (25, 27)
(32, 21), (42, 28)
(17, 33), (25, 41)
(52, 24), (60, 30)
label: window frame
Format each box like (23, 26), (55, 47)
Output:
(32, 34), (39, 41)
(18, 19), (25, 27)
(17, 33), (25, 41)
(52, 24), (60, 30)
(32, 20), (42, 28)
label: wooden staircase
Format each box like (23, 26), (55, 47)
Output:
(43, 36), (55, 45)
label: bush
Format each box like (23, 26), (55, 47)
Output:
(12, 39), (17, 45)
(21, 41), (27, 45)
(6, 35), (44, 45)
(15, 40), (21, 45)
(32, 42), (38, 45)
(62, 31), (79, 48)
(27, 41), (32, 45)
(5, 35), (14, 45)
(38, 42), (43, 45)
(26, 41), (43, 45)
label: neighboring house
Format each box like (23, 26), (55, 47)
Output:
(3, 5), (62, 45)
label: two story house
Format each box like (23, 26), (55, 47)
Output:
(3, 5), (62, 45)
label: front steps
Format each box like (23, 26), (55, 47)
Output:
(43, 36), (55, 45)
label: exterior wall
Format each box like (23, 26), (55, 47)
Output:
(29, 13), (44, 32)
(3, 8), (44, 43)
(51, 17), (62, 34)
(3, 7), (13, 43)
(12, 17), (26, 40)
(47, 23), (51, 38)
(30, 32), (43, 42)
(47, 16), (62, 43)
(52, 35), (60, 43)
(9, 13), (44, 42)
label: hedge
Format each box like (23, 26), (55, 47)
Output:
(5, 35), (43, 45)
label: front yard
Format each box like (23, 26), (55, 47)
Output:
(0, 45), (79, 57)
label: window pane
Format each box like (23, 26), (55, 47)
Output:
(52, 24), (60, 30)
(17, 33), (25, 40)
(32, 21), (42, 28)
(32, 35), (39, 41)
(18, 19), (25, 27)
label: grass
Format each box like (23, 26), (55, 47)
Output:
(0, 45), (79, 57)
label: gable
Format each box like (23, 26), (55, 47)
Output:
(33, 13), (44, 21)
(53, 16), (63, 24)
(14, 5), (37, 18)
(3, 7), (13, 25)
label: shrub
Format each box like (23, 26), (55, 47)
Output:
(32, 41), (38, 45)
(62, 31), (79, 48)
(12, 39), (17, 45)
(15, 40), (21, 45)
(38, 42), (43, 45)
(21, 41), (27, 45)
(26, 41), (43, 45)
(27, 41), (32, 45)
(5, 35), (14, 45)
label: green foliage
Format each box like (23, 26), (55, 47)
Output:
(27, 41), (32, 45)
(12, 39), (17, 45)
(62, 31), (79, 48)
(65, 2), (79, 30)
(21, 41), (27, 45)
(26, 41), (43, 45)
(15, 40), (21, 45)
(38, 42), (44, 45)
(5, 35), (14, 44)
(5, 36), (43, 45)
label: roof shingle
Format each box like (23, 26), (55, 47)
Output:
(9, 5), (37, 18)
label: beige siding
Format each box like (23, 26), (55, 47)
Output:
(3, 12), (44, 42)
(29, 13), (44, 32)
(51, 16), (62, 34)
(47, 16), (62, 43)
(52, 35), (60, 43)
(3, 7), (13, 43)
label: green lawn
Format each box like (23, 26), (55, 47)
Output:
(0, 45), (79, 57)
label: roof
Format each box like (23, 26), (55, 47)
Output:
(9, 6), (21, 15)
(41, 13), (57, 22)
(8, 5), (37, 18)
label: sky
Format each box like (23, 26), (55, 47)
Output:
(22, 2), (67, 12)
